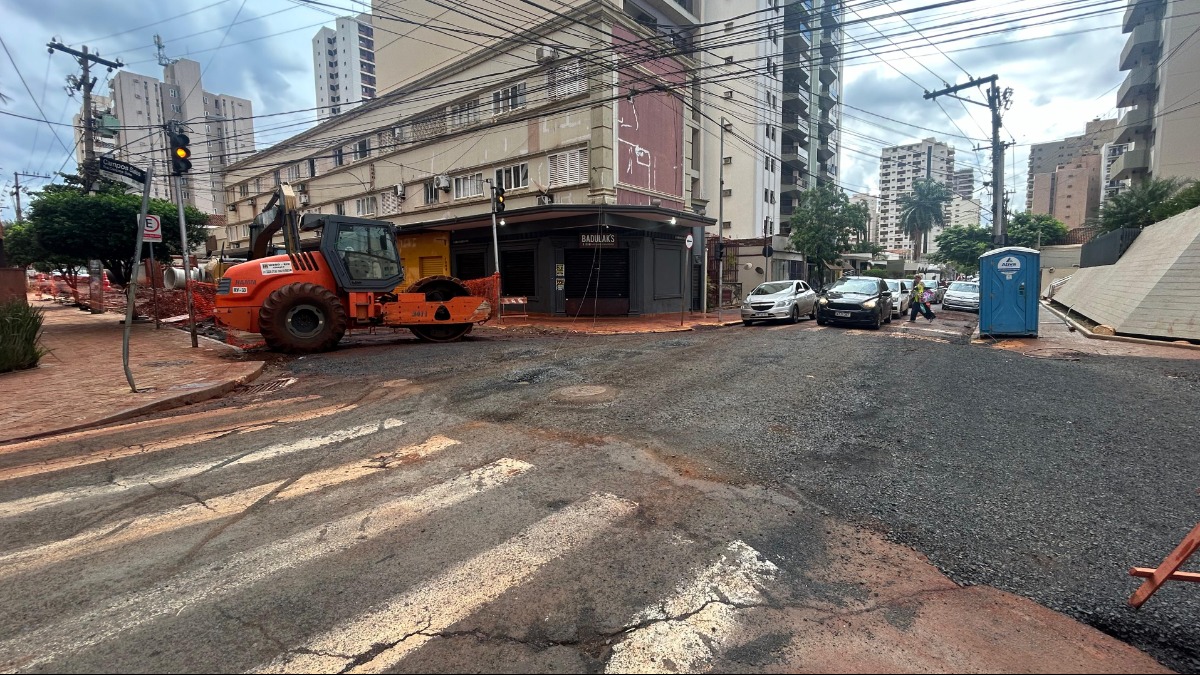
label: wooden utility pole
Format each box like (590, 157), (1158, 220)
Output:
(47, 41), (123, 190)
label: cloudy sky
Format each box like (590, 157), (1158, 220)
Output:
(0, 0), (1130, 222)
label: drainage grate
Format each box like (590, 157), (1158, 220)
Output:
(240, 377), (297, 395)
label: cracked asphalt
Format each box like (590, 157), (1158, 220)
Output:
(0, 312), (1195, 673)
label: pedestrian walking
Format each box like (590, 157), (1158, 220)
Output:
(907, 273), (936, 322)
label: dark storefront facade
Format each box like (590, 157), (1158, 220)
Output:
(404, 205), (713, 317)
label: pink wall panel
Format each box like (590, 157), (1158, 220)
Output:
(613, 25), (685, 206)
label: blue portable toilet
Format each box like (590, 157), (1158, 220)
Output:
(979, 246), (1039, 337)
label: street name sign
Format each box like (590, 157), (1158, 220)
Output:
(98, 156), (147, 189)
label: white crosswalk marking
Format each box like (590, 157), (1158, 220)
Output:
(605, 541), (779, 674)
(0, 435), (460, 581)
(0, 418), (404, 519)
(257, 493), (637, 674)
(0, 457), (529, 673)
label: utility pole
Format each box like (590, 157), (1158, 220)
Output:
(924, 75), (1013, 247)
(48, 41), (123, 191)
(11, 171), (50, 222)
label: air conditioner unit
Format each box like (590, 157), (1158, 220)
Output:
(298, 193), (310, 205)
(295, 183), (306, 193)
(395, 184), (405, 200)
(227, 204), (237, 212)
(434, 175), (451, 192)
(723, 90), (734, 99)
(535, 46), (558, 63)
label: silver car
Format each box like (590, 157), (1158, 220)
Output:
(741, 280), (818, 325)
(886, 279), (912, 318)
(942, 281), (981, 312)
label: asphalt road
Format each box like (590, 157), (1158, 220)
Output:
(0, 310), (1196, 672)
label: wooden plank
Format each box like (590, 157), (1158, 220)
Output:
(1129, 522), (1200, 608)
(1129, 567), (1200, 583)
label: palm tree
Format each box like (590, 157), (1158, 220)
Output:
(1096, 177), (1188, 232)
(897, 179), (954, 260)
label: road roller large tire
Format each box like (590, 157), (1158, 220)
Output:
(258, 282), (347, 353)
(405, 275), (469, 302)
(409, 324), (472, 343)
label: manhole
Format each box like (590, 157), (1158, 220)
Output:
(550, 384), (616, 404)
(241, 377), (297, 395)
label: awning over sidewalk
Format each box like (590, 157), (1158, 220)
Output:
(396, 203), (715, 233)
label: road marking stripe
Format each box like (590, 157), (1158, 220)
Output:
(257, 493), (637, 674)
(0, 418), (401, 519)
(0, 458), (531, 673)
(0, 435), (460, 580)
(0, 396), (323, 453)
(605, 541), (779, 674)
(0, 403), (356, 480)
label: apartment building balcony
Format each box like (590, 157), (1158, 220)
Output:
(1123, 0), (1164, 32)
(1116, 61), (1156, 108)
(817, 144), (835, 162)
(782, 143), (810, 169)
(1115, 105), (1151, 144)
(818, 65), (837, 86)
(783, 30), (811, 61)
(1120, 19), (1161, 71)
(819, 31), (839, 59)
(1110, 143), (1149, 181)
(818, 90), (836, 110)
(784, 119), (810, 145)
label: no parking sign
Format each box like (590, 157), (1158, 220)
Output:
(141, 214), (162, 242)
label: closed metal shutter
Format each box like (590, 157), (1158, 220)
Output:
(454, 252), (486, 280)
(564, 249), (628, 298)
(418, 256), (445, 278)
(500, 250), (536, 296)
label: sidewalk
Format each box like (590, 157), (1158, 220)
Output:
(975, 303), (1200, 361)
(0, 297), (265, 444)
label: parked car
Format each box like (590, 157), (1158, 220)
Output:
(741, 280), (818, 325)
(919, 278), (946, 304)
(942, 281), (981, 312)
(885, 279), (912, 318)
(816, 276), (893, 329)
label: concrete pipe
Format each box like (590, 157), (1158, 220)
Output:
(163, 267), (201, 290)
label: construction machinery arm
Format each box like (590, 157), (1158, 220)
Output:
(249, 183), (301, 260)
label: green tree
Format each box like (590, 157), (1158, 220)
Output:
(4, 220), (86, 279)
(929, 225), (991, 274)
(1096, 177), (1190, 232)
(849, 241), (883, 256)
(897, 178), (954, 260)
(26, 175), (209, 285)
(1006, 212), (1068, 249)
(788, 184), (869, 284)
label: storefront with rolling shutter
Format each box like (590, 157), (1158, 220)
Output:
(399, 204), (714, 317)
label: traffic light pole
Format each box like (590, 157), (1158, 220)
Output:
(717, 118), (725, 323)
(487, 180), (502, 319)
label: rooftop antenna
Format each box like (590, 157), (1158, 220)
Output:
(154, 34), (178, 67)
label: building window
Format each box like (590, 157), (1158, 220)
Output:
(334, 147), (345, 167)
(254, 178), (262, 193)
(492, 82), (527, 115)
(335, 201), (345, 215)
(424, 181), (439, 205)
(548, 148), (587, 187)
(171, 104), (182, 114)
(239, 183), (249, 197)
(169, 88), (178, 98)
(308, 158), (318, 177)
(354, 138), (370, 160)
(412, 110), (446, 141)
(449, 99), (480, 128)
(355, 196), (378, 216)
(454, 173), (484, 199)
(495, 162), (529, 190)
(273, 170), (282, 186)
(286, 164), (301, 181)
(548, 60), (585, 100)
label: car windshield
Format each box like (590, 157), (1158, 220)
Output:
(949, 282), (979, 293)
(750, 282), (793, 296)
(885, 280), (900, 292)
(828, 278), (879, 294)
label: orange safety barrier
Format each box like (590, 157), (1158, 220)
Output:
(1128, 521), (1200, 608)
(459, 273), (500, 321)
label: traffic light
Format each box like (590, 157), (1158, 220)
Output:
(169, 131), (192, 175)
(715, 241), (725, 256)
(493, 185), (505, 214)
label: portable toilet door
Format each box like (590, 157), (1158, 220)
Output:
(979, 246), (1040, 337)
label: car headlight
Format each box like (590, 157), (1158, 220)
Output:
(818, 298), (829, 306)
(863, 299), (877, 309)
(774, 300), (788, 308)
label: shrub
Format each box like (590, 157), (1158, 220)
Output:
(0, 300), (47, 373)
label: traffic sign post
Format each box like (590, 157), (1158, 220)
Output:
(682, 234), (694, 326)
(122, 162), (155, 393)
(142, 214), (162, 243)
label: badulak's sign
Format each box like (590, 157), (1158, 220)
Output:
(580, 233), (617, 248)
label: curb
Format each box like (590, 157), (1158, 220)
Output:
(0, 360), (266, 445)
(1040, 301), (1200, 352)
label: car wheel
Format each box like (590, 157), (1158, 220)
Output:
(885, 310), (893, 324)
(809, 302), (817, 320)
(742, 320), (753, 327)
(788, 306), (799, 324)
(816, 315), (827, 326)
(871, 310), (882, 330)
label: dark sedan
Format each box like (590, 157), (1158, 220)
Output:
(816, 276), (894, 329)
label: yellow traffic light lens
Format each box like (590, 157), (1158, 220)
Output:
(174, 147), (190, 159)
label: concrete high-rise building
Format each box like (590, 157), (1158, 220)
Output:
(1112, 0), (1200, 184)
(876, 138), (956, 259)
(949, 195), (981, 229)
(81, 60), (255, 215)
(1025, 118), (1116, 211)
(952, 168), (974, 199)
(1030, 153), (1104, 230)
(1101, 141), (1132, 200)
(313, 14), (377, 121)
(849, 194), (878, 244)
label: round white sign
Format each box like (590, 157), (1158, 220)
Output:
(142, 214), (163, 242)
(685, 233), (694, 250)
(997, 255), (1021, 277)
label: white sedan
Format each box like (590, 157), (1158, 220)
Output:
(741, 280), (818, 325)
